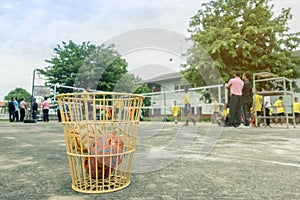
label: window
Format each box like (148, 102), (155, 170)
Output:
(174, 85), (179, 93)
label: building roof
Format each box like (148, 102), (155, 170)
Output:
(143, 72), (183, 83)
(0, 101), (6, 107)
(144, 50), (300, 84)
(294, 50), (300, 56)
(253, 72), (276, 79)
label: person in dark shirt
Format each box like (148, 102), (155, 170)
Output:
(31, 98), (38, 120)
(8, 97), (15, 122)
(241, 72), (252, 126)
(56, 104), (61, 122)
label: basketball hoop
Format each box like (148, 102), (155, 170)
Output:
(34, 85), (51, 97)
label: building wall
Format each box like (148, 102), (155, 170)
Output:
(146, 79), (219, 116)
(145, 72), (300, 117)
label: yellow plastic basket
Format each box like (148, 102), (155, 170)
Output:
(57, 92), (144, 193)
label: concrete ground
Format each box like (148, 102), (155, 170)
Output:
(0, 121), (299, 199)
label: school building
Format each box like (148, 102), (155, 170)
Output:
(142, 72), (225, 117)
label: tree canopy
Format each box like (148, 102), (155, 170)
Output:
(184, 0), (300, 86)
(4, 87), (31, 102)
(38, 41), (128, 95)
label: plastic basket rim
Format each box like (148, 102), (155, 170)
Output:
(56, 92), (145, 99)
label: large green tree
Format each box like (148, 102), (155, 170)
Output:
(4, 88), (31, 102)
(184, 0), (300, 86)
(38, 41), (95, 94)
(38, 41), (128, 94)
(75, 44), (128, 92)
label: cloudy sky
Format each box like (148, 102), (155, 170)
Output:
(0, 0), (299, 100)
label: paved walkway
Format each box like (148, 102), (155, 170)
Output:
(0, 121), (299, 199)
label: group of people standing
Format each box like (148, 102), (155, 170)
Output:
(253, 95), (300, 127)
(225, 71), (251, 128)
(225, 71), (300, 128)
(8, 97), (50, 122)
(8, 97), (27, 122)
(170, 87), (196, 126)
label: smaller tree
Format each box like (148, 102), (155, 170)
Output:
(4, 88), (31, 102)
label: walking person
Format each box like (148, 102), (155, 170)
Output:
(19, 98), (26, 122)
(225, 71), (244, 127)
(42, 97), (50, 122)
(241, 72), (252, 126)
(183, 87), (196, 126)
(8, 97), (15, 122)
(171, 100), (180, 124)
(14, 97), (19, 122)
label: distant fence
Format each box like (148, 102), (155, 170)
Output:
(0, 114), (8, 119)
(0, 107), (8, 114)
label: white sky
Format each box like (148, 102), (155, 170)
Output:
(0, 0), (299, 100)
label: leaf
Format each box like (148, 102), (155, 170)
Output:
(184, 0), (300, 94)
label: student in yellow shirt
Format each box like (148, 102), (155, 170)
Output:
(210, 97), (220, 124)
(273, 96), (285, 125)
(293, 97), (300, 125)
(253, 94), (263, 127)
(183, 87), (196, 126)
(171, 100), (180, 124)
(219, 103), (229, 126)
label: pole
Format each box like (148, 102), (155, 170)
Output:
(30, 69), (36, 119)
(24, 69), (37, 123)
(54, 83), (57, 101)
(54, 84), (101, 92)
(164, 92), (167, 119)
